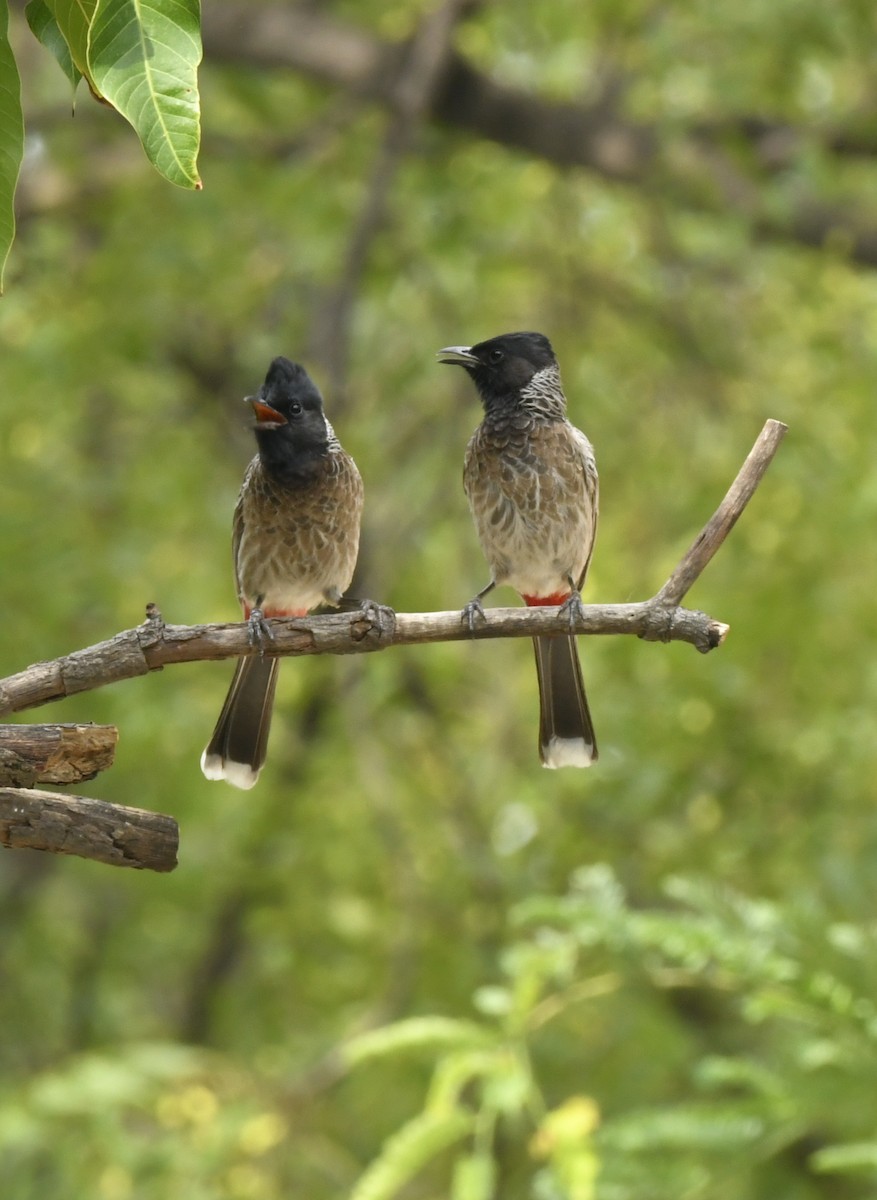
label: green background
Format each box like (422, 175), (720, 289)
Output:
(3, 2), (877, 1196)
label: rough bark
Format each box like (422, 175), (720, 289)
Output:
(0, 723), (117, 787)
(0, 788), (178, 872)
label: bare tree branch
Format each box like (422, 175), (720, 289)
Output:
(0, 420), (785, 719)
(0, 789), (178, 872)
(0, 723), (117, 787)
(0, 604), (725, 718)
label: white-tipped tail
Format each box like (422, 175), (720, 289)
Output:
(200, 750), (260, 790)
(533, 635), (598, 769)
(541, 736), (596, 769)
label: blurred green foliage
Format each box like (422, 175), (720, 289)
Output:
(3, 1), (877, 1196)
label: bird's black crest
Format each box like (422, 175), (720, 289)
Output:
(470, 331), (556, 370)
(261, 357), (324, 415)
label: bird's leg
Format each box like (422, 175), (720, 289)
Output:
(558, 575), (586, 634)
(462, 580), (496, 634)
(247, 596), (275, 653)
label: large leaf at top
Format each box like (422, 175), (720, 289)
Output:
(42, 0), (98, 88)
(88, 0), (202, 189)
(25, 0), (84, 91)
(0, 0), (24, 291)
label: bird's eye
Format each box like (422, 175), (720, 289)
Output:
(289, 402), (303, 416)
(488, 348), (504, 364)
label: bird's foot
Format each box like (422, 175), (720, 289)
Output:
(558, 589), (585, 634)
(247, 608), (275, 653)
(462, 596), (487, 635)
(358, 598), (396, 638)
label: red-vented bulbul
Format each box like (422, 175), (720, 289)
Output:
(438, 332), (599, 768)
(201, 356), (365, 789)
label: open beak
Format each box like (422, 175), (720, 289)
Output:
(248, 397), (287, 425)
(436, 345), (478, 366)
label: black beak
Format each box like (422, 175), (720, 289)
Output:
(437, 345), (478, 366)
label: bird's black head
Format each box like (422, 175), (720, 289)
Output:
(437, 332), (558, 406)
(248, 356), (331, 476)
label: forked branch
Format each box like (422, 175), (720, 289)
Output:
(0, 420), (787, 719)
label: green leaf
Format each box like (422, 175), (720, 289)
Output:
(602, 1103), (767, 1153)
(88, 0), (202, 189)
(343, 1017), (493, 1066)
(351, 1109), (474, 1200)
(26, 0), (84, 89)
(811, 1142), (877, 1176)
(473, 986), (513, 1017)
(481, 1053), (533, 1116)
(427, 1050), (504, 1112)
(43, 0), (98, 85)
(0, 0), (23, 291)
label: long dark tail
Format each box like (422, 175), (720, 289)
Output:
(533, 635), (597, 768)
(200, 656), (279, 789)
